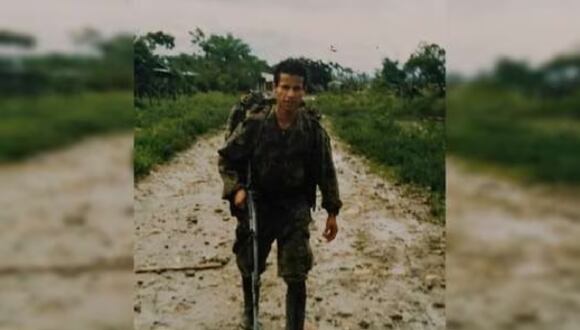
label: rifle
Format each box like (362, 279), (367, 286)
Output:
(246, 162), (260, 330)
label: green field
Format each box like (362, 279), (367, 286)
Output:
(0, 92), (133, 162)
(313, 92), (446, 219)
(134, 92), (236, 179)
(448, 85), (580, 184)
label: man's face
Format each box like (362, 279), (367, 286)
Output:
(274, 73), (305, 112)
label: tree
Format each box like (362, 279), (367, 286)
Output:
(189, 28), (267, 92)
(289, 58), (332, 92)
(539, 53), (580, 97)
(403, 42), (446, 96)
(134, 31), (176, 101)
(325, 61), (369, 91)
(376, 57), (406, 95)
(492, 57), (538, 93)
(0, 29), (36, 48)
(88, 33), (133, 90)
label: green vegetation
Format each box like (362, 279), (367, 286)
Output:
(134, 29), (268, 102)
(448, 50), (580, 185)
(134, 92), (236, 179)
(448, 84), (580, 184)
(375, 42), (446, 98)
(134, 28), (372, 102)
(133, 29), (446, 219)
(0, 92), (133, 162)
(0, 29), (133, 162)
(314, 92), (445, 219)
(1, 30), (132, 95)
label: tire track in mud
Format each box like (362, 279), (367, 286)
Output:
(135, 131), (445, 330)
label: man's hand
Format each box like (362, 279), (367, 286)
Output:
(322, 214), (338, 242)
(234, 188), (247, 209)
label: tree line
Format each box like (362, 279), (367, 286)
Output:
(1, 27), (450, 100)
(0, 28), (132, 96)
(449, 54), (580, 98)
(134, 28), (447, 103)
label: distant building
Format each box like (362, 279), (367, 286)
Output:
(257, 72), (273, 93)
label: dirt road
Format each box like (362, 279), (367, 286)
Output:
(447, 160), (580, 330)
(0, 133), (134, 330)
(3, 127), (577, 330)
(134, 132), (445, 330)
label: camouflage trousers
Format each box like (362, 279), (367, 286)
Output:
(232, 197), (314, 283)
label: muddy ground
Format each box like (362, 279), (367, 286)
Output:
(0, 133), (134, 330)
(446, 160), (580, 330)
(134, 132), (446, 330)
(4, 128), (577, 330)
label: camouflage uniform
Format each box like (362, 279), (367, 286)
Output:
(218, 98), (342, 282)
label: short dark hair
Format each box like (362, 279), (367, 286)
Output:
(273, 58), (307, 87)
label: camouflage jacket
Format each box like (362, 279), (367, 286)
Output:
(217, 101), (342, 215)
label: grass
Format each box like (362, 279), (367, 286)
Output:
(0, 91), (133, 162)
(133, 91), (446, 220)
(134, 92), (236, 179)
(312, 91), (446, 220)
(448, 84), (580, 185)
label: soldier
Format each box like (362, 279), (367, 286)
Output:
(218, 59), (342, 330)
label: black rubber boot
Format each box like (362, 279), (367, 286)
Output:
(241, 276), (260, 329)
(285, 280), (306, 330)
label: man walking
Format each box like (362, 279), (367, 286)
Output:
(218, 58), (342, 330)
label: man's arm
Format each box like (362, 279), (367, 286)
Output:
(317, 127), (343, 216)
(316, 127), (342, 242)
(217, 155), (245, 201)
(218, 105), (250, 204)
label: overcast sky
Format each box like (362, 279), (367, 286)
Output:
(448, 0), (580, 75)
(1, 0), (135, 55)
(2, 0), (579, 75)
(134, 0), (446, 74)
